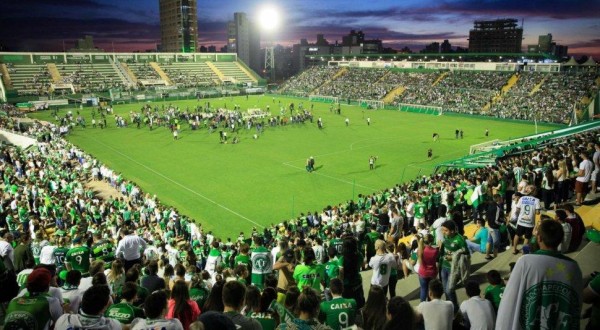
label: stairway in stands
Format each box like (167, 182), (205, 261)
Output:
(431, 71), (449, 86)
(46, 63), (62, 83)
(118, 62), (138, 84)
(482, 73), (519, 112)
(205, 62), (226, 82)
(0, 64), (12, 88)
(149, 62), (173, 86)
(382, 86), (406, 104)
(311, 67), (347, 95)
(234, 62), (258, 84)
(529, 74), (549, 96)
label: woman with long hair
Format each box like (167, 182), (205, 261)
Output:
(355, 285), (387, 330)
(189, 274), (210, 311)
(383, 296), (415, 330)
(281, 287), (327, 329)
(166, 280), (201, 330)
(105, 259), (125, 296)
(339, 236), (365, 308)
(162, 264), (174, 294)
(243, 285), (261, 314)
(248, 287), (279, 330)
(202, 279), (225, 312)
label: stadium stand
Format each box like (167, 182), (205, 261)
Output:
(277, 66), (339, 97)
(7, 64), (53, 96)
(211, 61), (257, 85)
(126, 62), (164, 83)
(1, 52), (263, 95)
(160, 62), (220, 87)
(316, 68), (391, 101)
(489, 71), (599, 123)
(277, 65), (598, 124)
(55, 63), (128, 93)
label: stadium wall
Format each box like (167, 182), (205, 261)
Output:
(0, 128), (37, 148)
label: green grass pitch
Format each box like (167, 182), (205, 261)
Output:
(29, 95), (558, 238)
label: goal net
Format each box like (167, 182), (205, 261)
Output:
(359, 99), (384, 109)
(469, 139), (502, 154)
(398, 103), (443, 115)
(309, 95), (339, 104)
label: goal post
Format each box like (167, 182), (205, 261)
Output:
(308, 95), (339, 104)
(359, 99), (384, 109)
(398, 103), (443, 115)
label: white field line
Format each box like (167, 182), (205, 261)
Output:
(282, 162), (378, 190)
(93, 140), (264, 228)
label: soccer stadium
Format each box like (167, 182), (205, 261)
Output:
(1, 1), (600, 330)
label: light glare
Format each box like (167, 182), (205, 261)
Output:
(258, 6), (280, 32)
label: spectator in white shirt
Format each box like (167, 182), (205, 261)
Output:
(416, 279), (454, 330)
(115, 227), (147, 272)
(60, 270), (83, 314)
(575, 151), (594, 205)
(0, 231), (15, 268)
(39, 238), (57, 265)
(459, 280), (495, 330)
(369, 239), (398, 295)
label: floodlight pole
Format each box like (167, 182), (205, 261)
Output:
(265, 44), (275, 81)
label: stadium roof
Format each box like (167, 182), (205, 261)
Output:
(565, 56), (579, 66)
(305, 52), (557, 62)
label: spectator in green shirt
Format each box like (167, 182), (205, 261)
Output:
(293, 247), (325, 294)
(439, 220), (468, 312)
(484, 269), (505, 313)
(105, 281), (145, 324)
(319, 278), (356, 330)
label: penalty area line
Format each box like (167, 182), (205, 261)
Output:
(93, 140), (264, 228)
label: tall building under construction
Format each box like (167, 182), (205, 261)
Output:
(159, 0), (198, 52)
(468, 18), (523, 53)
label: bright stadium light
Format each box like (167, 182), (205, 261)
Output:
(258, 5), (280, 32)
(258, 4), (281, 81)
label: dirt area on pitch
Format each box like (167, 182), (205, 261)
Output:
(85, 180), (125, 200)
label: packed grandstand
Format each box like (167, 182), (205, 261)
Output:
(1, 52), (600, 330)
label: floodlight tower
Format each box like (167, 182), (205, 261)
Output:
(258, 5), (280, 81)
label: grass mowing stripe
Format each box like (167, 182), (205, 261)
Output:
(92, 139), (265, 229)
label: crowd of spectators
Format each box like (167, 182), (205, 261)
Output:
(315, 68), (392, 101)
(0, 102), (599, 329)
(278, 66), (338, 97)
(396, 71), (512, 114)
(279, 66), (598, 124)
(489, 71), (599, 123)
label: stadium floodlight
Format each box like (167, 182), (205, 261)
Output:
(258, 5), (280, 32)
(258, 4), (280, 80)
